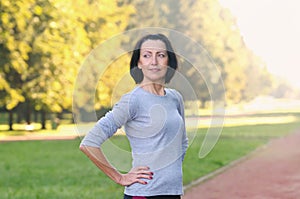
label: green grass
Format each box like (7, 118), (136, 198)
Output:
(183, 122), (300, 184)
(0, 139), (124, 199)
(1, 121), (300, 198)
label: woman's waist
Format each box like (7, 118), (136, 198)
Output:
(132, 146), (184, 171)
(124, 169), (183, 197)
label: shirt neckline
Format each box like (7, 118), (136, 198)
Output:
(136, 86), (168, 97)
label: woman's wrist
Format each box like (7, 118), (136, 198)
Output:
(114, 172), (124, 185)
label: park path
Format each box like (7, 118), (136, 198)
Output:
(183, 129), (300, 199)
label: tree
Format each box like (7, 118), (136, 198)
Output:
(68, 0), (276, 114)
(242, 53), (273, 101)
(0, 0), (134, 128)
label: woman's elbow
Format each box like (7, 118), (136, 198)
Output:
(79, 145), (88, 153)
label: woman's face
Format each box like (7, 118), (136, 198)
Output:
(138, 39), (169, 84)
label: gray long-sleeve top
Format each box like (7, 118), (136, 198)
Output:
(80, 86), (188, 196)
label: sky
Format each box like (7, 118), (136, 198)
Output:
(218, 0), (300, 88)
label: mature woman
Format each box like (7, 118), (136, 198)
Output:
(80, 33), (188, 199)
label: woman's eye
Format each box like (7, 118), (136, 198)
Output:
(143, 54), (151, 58)
(158, 54), (166, 58)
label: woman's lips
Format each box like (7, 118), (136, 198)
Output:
(149, 68), (161, 72)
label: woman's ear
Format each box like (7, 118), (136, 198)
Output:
(137, 61), (142, 69)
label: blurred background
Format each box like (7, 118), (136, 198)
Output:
(1, 1), (300, 198)
(1, 0), (300, 132)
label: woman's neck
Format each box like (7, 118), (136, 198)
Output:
(140, 82), (165, 96)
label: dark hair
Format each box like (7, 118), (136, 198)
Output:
(130, 34), (178, 84)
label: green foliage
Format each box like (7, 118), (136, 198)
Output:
(124, 0), (274, 105)
(0, 0), (134, 114)
(1, 0), (277, 121)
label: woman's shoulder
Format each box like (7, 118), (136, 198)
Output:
(123, 86), (143, 98)
(117, 87), (141, 105)
(166, 88), (183, 100)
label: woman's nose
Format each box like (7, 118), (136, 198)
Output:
(151, 55), (158, 65)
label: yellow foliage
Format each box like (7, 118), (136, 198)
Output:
(96, 53), (135, 108)
(6, 90), (25, 110)
(33, 5), (43, 16)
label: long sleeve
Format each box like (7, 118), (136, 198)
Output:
(80, 93), (135, 148)
(172, 89), (189, 161)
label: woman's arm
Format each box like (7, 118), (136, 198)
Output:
(172, 89), (189, 160)
(80, 145), (153, 186)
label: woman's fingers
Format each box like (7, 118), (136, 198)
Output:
(136, 166), (150, 171)
(137, 173), (153, 179)
(135, 179), (148, 185)
(134, 166), (153, 176)
(119, 166), (153, 186)
(131, 167), (153, 179)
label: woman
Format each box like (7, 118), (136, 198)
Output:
(80, 34), (188, 199)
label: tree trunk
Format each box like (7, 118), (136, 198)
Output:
(17, 105), (22, 123)
(201, 99), (206, 109)
(34, 110), (38, 122)
(9, 110), (13, 131)
(25, 102), (31, 125)
(41, 111), (46, 130)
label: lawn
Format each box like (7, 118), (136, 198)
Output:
(1, 118), (300, 198)
(1, 139), (123, 199)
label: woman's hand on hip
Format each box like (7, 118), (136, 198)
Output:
(117, 166), (153, 186)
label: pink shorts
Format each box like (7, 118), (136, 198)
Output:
(124, 194), (181, 199)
